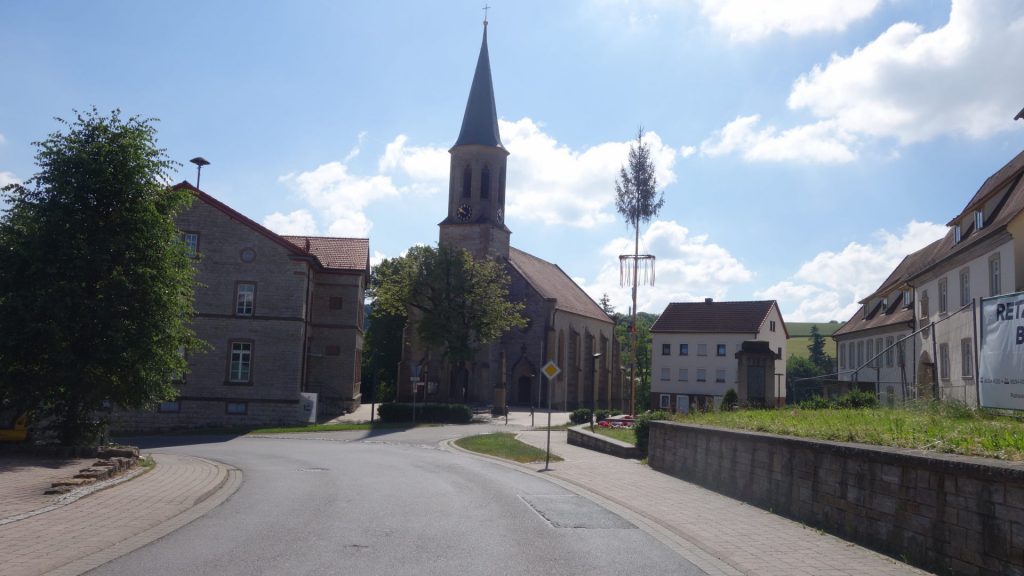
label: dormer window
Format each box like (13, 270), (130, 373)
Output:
(954, 224), (962, 244)
(975, 210), (984, 231)
(902, 289), (912, 308)
(881, 298), (888, 313)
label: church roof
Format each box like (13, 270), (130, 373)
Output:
(454, 26), (503, 148)
(508, 247), (611, 323)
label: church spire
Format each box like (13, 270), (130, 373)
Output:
(454, 21), (503, 148)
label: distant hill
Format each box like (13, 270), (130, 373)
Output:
(786, 321), (841, 361)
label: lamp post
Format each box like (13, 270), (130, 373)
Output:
(190, 157), (210, 190)
(591, 352), (602, 430)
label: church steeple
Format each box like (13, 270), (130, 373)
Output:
(440, 20), (511, 261)
(454, 24), (503, 149)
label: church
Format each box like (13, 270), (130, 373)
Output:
(398, 22), (624, 412)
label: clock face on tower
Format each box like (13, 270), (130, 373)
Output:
(457, 203), (473, 222)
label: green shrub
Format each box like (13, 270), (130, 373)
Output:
(836, 389), (878, 409)
(799, 395), (833, 410)
(570, 408), (592, 425)
(634, 410), (671, 454)
(721, 389), (738, 411)
(594, 408), (619, 421)
(377, 402), (472, 424)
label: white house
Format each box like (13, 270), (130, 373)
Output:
(650, 299), (787, 412)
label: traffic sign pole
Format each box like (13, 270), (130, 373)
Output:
(541, 361), (560, 471)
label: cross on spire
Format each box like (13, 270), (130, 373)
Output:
(483, 4), (490, 26)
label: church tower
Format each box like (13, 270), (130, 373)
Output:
(438, 21), (510, 260)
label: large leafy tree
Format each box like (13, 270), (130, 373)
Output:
(0, 109), (201, 445)
(372, 245), (525, 371)
(361, 258), (410, 403)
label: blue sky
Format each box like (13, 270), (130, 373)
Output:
(2, 1), (1023, 322)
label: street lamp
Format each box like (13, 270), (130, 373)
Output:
(591, 352), (602, 429)
(190, 156), (210, 190)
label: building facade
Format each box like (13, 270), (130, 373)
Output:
(651, 299), (787, 412)
(111, 185), (369, 431)
(398, 23), (623, 412)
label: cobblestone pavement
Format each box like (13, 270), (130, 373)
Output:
(0, 457), (95, 520)
(0, 454), (240, 576)
(511, 430), (935, 576)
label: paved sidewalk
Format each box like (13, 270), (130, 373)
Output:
(0, 457), (95, 520)
(0, 453), (240, 576)
(513, 429), (933, 576)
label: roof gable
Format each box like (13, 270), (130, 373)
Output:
(651, 300), (782, 336)
(508, 247), (610, 323)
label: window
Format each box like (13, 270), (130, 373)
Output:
(661, 343), (670, 355)
(961, 338), (973, 378)
(660, 367), (670, 380)
(716, 344), (727, 357)
(866, 339), (874, 368)
(857, 341), (864, 367)
(226, 402), (248, 415)
(902, 289), (912, 308)
(897, 341), (906, 367)
(229, 342), (252, 383)
(696, 369), (707, 382)
(874, 338), (882, 367)
(715, 369), (726, 383)
(462, 165), (471, 198)
(480, 165), (491, 199)
(881, 298), (888, 313)
(990, 254), (1002, 296)
(679, 343), (688, 356)
(157, 400), (180, 413)
(329, 296), (344, 310)
(939, 343), (950, 380)
(678, 368), (688, 381)
(839, 342), (846, 369)
(938, 278), (948, 314)
(659, 394), (671, 409)
(182, 232), (199, 257)
(885, 336), (894, 367)
(959, 268), (970, 307)
(954, 224), (962, 244)
(770, 321), (776, 332)
(697, 344), (708, 356)
(975, 210), (984, 231)
(236, 283), (255, 316)
(676, 395), (688, 413)
(920, 290), (930, 327)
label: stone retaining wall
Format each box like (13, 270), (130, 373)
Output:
(648, 421), (1024, 576)
(567, 425), (642, 459)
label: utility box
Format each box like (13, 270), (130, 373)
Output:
(299, 392), (318, 424)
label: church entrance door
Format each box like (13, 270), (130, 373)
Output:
(517, 376), (532, 406)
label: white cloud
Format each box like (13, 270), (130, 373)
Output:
(702, 1), (1024, 163)
(701, 115), (856, 163)
(279, 161), (399, 237)
(698, 0), (881, 42)
(502, 118), (678, 228)
(378, 134), (449, 184)
(370, 250), (388, 268)
(262, 209), (318, 235)
(576, 219), (753, 314)
(0, 133), (6, 146)
(0, 171), (19, 188)
(756, 220), (947, 321)
(679, 145), (697, 158)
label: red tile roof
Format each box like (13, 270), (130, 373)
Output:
(651, 300), (784, 336)
(508, 247), (611, 323)
(282, 236), (369, 272)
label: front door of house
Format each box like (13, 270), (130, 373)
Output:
(517, 376), (532, 406)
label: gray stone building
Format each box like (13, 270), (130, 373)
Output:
(111, 184), (369, 431)
(399, 23), (623, 412)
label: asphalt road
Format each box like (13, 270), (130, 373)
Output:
(94, 427), (705, 576)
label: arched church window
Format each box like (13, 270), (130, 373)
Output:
(480, 165), (491, 199)
(462, 165), (472, 198)
(498, 165), (506, 204)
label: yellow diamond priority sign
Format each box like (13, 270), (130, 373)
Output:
(541, 360), (560, 379)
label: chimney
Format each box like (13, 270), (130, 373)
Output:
(705, 298), (713, 304)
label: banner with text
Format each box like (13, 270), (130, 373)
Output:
(980, 291), (1024, 410)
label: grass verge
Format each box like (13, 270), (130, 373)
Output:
(681, 401), (1024, 460)
(455, 433), (563, 463)
(591, 426), (637, 445)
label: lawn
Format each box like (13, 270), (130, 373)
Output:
(454, 433), (562, 463)
(679, 402), (1024, 460)
(592, 426), (637, 445)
